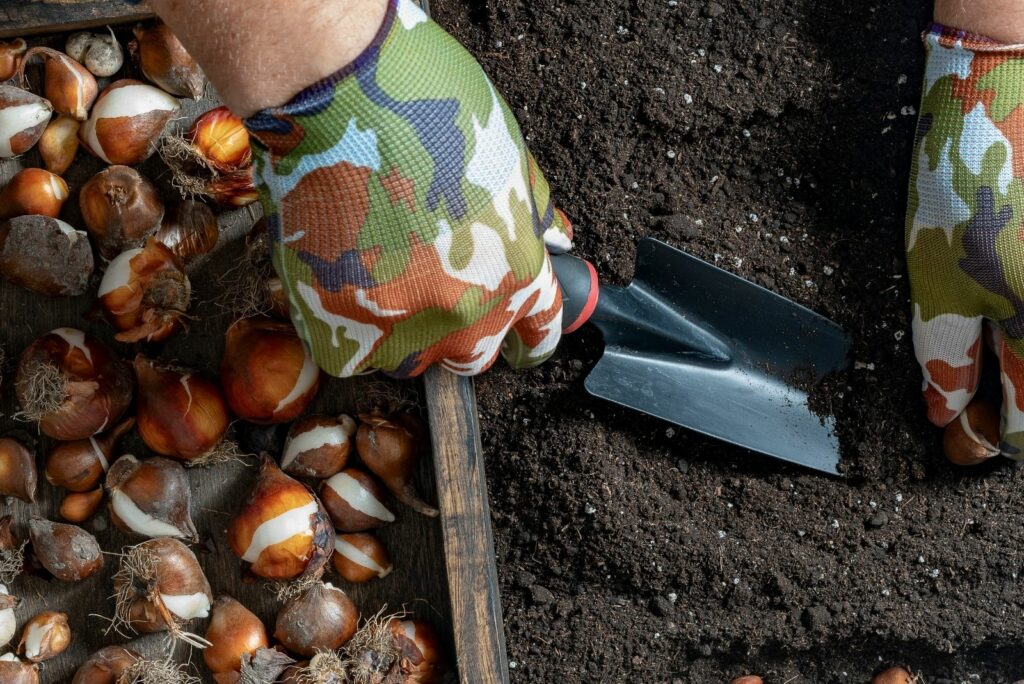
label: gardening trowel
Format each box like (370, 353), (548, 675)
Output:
(551, 238), (851, 475)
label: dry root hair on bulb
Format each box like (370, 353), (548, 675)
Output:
(0, 516), (26, 586)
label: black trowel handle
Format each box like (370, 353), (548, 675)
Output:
(550, 253), (600, 333)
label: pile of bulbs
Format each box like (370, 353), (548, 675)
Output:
(0, 24), (447, 684)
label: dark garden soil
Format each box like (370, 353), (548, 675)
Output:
(435, 0), (1024, 682)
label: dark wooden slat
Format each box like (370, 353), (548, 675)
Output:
(425, 367), (510, 684)
(0, 2), (154, 38)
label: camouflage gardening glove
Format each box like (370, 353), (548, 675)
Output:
(908, 24), (1024, 455)
(244, 0), (573, 378)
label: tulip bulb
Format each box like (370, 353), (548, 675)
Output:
(133, 356), (233, 464)
(71, 645), (140, 684)
(730, 678), (764, 684)
(18, 612), (70, 663)
(65, 30), (123, 78)
(155, 200), (219, 263)
(15, 328), (132, 440)
(228, 454), (334, 581)
(346, 616), (447, 684)
(273, 582), (358, 657)
(0, 85), (51, 158)
(45, 416), (134, 492)
(0, 584), (16, 648)
(357, 413), (438, 517)
(0, 168), (69, 220)
(132, 19), (206, 99)
(107, 454), (197, 540)
(0, 654), (38, 684)
(0, 40), (27, 82)
(0, 436), (36, 503)
(282, 414), (356, 479)
(333, 533), (393, 584)
(221, 318), (321, 424)
(59, 488), (103, 523)
(0, 216), (94, 296)
(112, 538), (212, 646)
(99, 239), (190, 343)
(943, 398), (1001, 466)
(203, 596), (269, 677)
(320, 468), (396, 532)
(872, 667), (917, 684)
(38, 114), (80, 175)
(28, 518), (103, 582)
(18, 47), (97, 120)
(0, 516), (25, 586)
(80, 79), (179, 165)
(80, 165), (164, 259)
(189, 106), (250, 172)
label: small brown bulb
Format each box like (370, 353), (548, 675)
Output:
(28, 518), (103, 582)
(281, 414), (356, 479)
(204, 596), (269, 677)
(0, 168), (69, 220)
(357, 412), (438, 517)
(872, 666), (917, 684)
(0, 654), (38, 684)
(107, 454), (197, 540)
(730, 677), (764, 684)
(0, 85), (51, 158)
(273, 582), (358, 657)
(0, 436), (36, 502)
(390, 619), (446, 683)
(18, 47), (97, 121)
(80, 165), (164, 259)
(18, 611), (70, 663)
(944, 399), (1001, 466)
(132, 19), (206, 99)
(45, 417), (134, 493)
(320, 468), (396, 532)
(71, 645), (140, 684)
(0, 39), (27, 81)
(59, 488), (103, 523)
(154, 199), (218, 263)
(38, 115), (80, 176)
(332, 533), (392, 584)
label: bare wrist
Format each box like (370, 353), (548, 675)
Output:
(935, 0), (1024, 43)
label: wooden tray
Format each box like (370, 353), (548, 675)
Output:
(0, 3), (509, 682)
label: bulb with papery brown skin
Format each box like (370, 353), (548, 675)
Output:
(0, 436), (36, 503)
(18, 47), (97, 120)
(332, 533), (392, 583)
(943, 398), (1001, 466)
(80, 165), (164, 259)
(0, 85), (51, 158)
(99, 239), (191, 343)
(389, 619), (447, 684)
(0, 168), (69, 220)
(132, 19), (206, 99)
(80, 79), (179, 165)
(106, 454), (197, 540)
(18, 611), (70, 663)
(28, 518), (103, 582)
(71, 645), (140, 684)
(357, 412), (438, 517)
(59, 488), (103, 523)
(228, 454), (334, 581)
(38, 115), (79, 175)
(15, 329), (132, 440)
(113, 538), (212, 643)
(0, 585), (16, 648)
(0, 654), (38, 684)
(133, 356), (232, 464)
(221, 318), (321, 425)
(190, 106), (251, 172)
(45, 416), (134, 493)
(730, 677), (763, 684)
(0, 39), (27, 81)
(273, 582), (358, 657)
(0, 516), (26, 585)
(282, 414), (356, 479)
(872, 667), (917, 684)
(0, 216), (94, 297)
(155, 200), (219, 264)
(320, 468), (396, 532)
(203, 596), (269, 677)
(206, 168), (259, 207)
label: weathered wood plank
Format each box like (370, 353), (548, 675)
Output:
(425, 367), (510, 684)
(0, 2), (154, 38)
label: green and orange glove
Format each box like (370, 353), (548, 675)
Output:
(908, 24), (1024, 456)
(243, 0), (573, 379)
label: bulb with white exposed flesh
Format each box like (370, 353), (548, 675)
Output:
(106, 455), (197, 541)
(0, 653), (38, 684)
(320, 468), (396, 532)
(79, 79), (179, 165)
(112, 538), (212, 646)
(18, 612), (70, 663)
(228, 454), (333, 581)
(281, 414), (356, 479)
(0, 585), (16, 648)
(332, 533), (392, 583)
